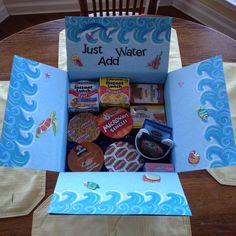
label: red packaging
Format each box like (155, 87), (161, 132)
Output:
(97, 107), (133, 139)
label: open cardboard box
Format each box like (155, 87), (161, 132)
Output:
(0, 16), (236, 216)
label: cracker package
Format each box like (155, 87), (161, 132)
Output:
(99, 77), (130, 108)
(130, 105), (166, 128)
(130, 84), (164, 105)
(68, 80), (99, 112)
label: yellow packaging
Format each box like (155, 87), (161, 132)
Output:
(130, 105), (166, 128)
(99, 77), (130, 108)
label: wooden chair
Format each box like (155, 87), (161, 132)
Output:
(78, 0), (158, 17)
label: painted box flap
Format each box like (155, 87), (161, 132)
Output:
(164, 55), (236, 172)
(48, 172), (191, 216)
(65, 16), (172, 83)
(0, 55), (68, 172)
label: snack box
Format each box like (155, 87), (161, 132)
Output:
(99, 77), (130, 108)
(0, 16), (236, 217)
(144, 163), (175, 172)
(130, 84), (164, 105)
(68, 80), (99, 112)
(130, 105), (166, 128)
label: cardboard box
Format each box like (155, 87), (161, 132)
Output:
(0, 16), (236, 216)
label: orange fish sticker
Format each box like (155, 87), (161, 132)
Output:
(188, 150), (200, 165)
(71, 54), (83, 67)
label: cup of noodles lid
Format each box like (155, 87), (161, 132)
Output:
(97, 108), (133, 139)
(104, 141), (144, 172)
(68, 113), (100, 143)
(68, 142), (104, 172)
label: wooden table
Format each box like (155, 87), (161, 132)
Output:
(0, 17), (236, 236)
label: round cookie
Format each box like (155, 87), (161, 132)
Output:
(104, 141), (144, 172)
(68, 113), (100, 143)
(68, 142), (104, 172)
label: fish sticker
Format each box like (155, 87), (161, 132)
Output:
(84, 181), (99, 190)
(71, 54), (83, 67)
(36, 112), (57, 138)
(197, 107), (208, 121)
(148, 51), (162, 70)
(143, 174), (161, 183)
(188, 150), (200, 165)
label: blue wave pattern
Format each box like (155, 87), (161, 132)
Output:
(0, 56), (40, 167)
(49, 191), (191, 215)
(65, 17), (171, 44)
(197, 56), (236, 168)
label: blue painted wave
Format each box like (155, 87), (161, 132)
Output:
(49, 191), (191, 215)
(65, 17), (171, 44)
(0, 56), (40, 167)
(197, 56), (236, 167)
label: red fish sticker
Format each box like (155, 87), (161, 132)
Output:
(36, 112), (57, 138)
(148, 51), (162, 69)
(188, 150), (200, 165)
(71, 54), (83, 67)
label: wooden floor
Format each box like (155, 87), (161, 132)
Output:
(0, 6), (199, 41)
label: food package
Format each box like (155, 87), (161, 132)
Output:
(68, 80), (99, 112)
(130, 83), (164, 105)
(104, 141), (144, 172)
(130, 105), (166, 128)
(99, 77), (130, 108)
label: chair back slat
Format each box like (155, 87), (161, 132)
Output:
(79, 0), (156, 17)
(79, 0), (89, 16)
(92, 0), (97, 16)
(139, 0), (144, 14)
(119, 0), (123, 16)
(125, 0), (130, 15)
(106, 0), (110, 16)
(132, 0), (138, 15)
(112, 0), (116, 16)
(99, 0), (103, 16)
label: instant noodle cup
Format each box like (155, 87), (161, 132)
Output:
(97, 107), (133, 139)
(68, 113), (100, 143)
(99, 77), (130, 108)
(104, 141), (144, 172)
(68, 142), (104, 172)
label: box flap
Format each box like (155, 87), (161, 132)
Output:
(65, 16), (172, 83)
(0, 55), (68, 172)
(165, 55), (236, 172)
(48, 172), (191, 216)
